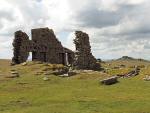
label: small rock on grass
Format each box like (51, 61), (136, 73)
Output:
(6, 70), (20, 78)
(43, 76), (49, 81)
(11, 71), (18, 75)
(6, 74), (19, 78)
(35, 72), (43, 75)
(100, 76), (118, 85)
(22, 62), (27, 66)
(143, 75), (150, 81)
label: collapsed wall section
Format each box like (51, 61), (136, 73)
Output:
(12, 31), (30, 65)
(73, 31), (100, 70)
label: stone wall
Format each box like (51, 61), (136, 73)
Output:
(31, 28), (64, 64)
(12, 28), (74, 65)
(12, 28), (100, 70)
(73, 31), (100, 70)
(12, 31), (30, 64)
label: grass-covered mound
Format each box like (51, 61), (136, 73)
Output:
(0, 60), (150, 113)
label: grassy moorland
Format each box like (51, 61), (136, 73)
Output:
(0, 59), (150, 113)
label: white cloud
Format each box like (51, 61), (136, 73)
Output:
(0, 0), (150, 60)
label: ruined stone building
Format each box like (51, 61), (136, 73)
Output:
(12, 27), (100, 70)
(12, 28), (74, 65)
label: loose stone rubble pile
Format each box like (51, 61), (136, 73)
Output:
(73, 31), (100, 70)
(117, 67), (140, 78)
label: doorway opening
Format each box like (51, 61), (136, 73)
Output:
(27, 52), (32, 61)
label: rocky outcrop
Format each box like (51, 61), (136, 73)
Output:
(73, 31), (100, 70)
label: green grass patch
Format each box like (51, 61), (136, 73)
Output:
(0, 60), (150, 113)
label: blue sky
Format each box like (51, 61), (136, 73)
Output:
(0, 0), (150, 60)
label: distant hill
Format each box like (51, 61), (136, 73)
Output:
(117, 56), (134, 60)
(117, 56), (149, 62)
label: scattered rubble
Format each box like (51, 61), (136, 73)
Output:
(44, 72), (52, 75)
(52, 66), (77, 77)
(6, 70), (19, 78)
(117, 67), (140, 78)
(35, 71), (43, 75)
(52, 68), (68, 76)
(59, 74), (69, 77)
(143, 75), (150, 81)
(17, 82), (28, 85)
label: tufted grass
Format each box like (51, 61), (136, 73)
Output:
(0, 59), (150, 113)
